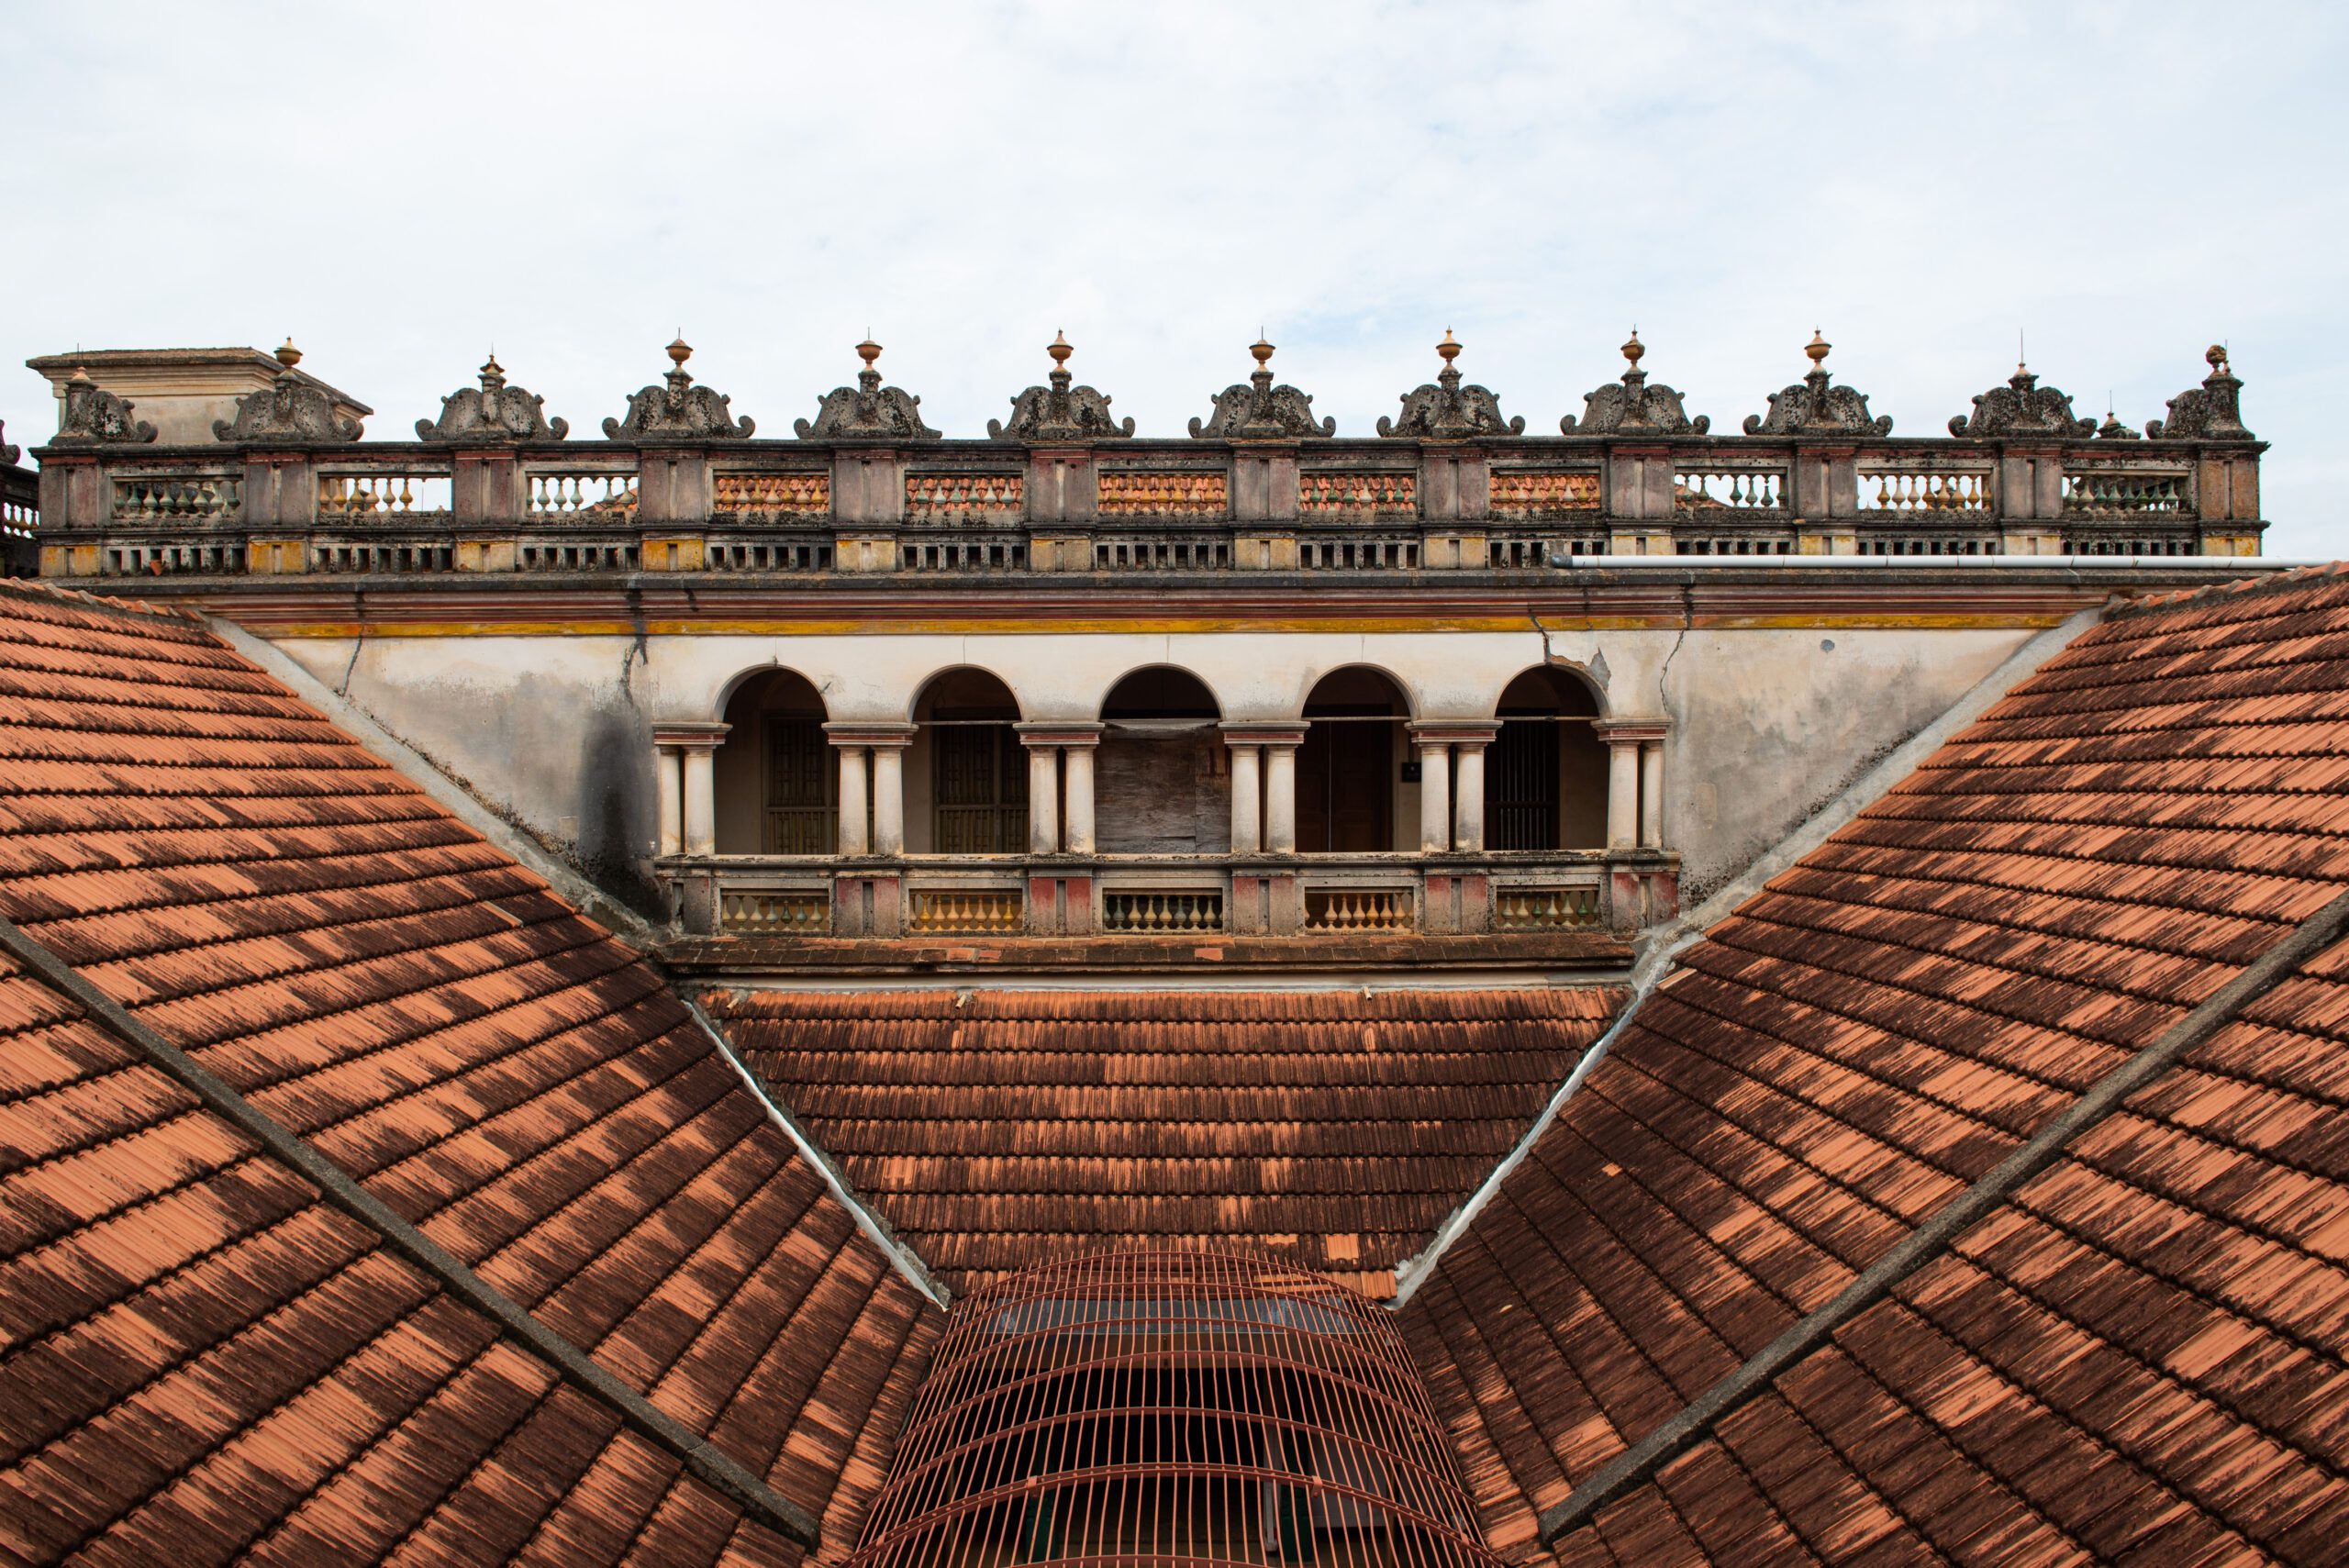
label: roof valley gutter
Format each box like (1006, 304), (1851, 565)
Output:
(0, 911), (822, 1551)
(1537, 879), (2349, 1543)
(683, 995), (950, 1307)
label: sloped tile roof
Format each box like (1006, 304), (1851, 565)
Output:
(708, 986), (1625, 1298)
(0, 583), (941, 1565)
(1402, 567), (2349, 1565)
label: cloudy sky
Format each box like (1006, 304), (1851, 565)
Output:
(9, 2), (2343, 553)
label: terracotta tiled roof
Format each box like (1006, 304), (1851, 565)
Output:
(1401, 568), (2349, 1564)
(0, 583), (941, 1565)
(707, 987), (1626, 1298)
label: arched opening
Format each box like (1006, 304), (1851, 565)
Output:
(1097, 667), (1227, 855)
(715, 669), (832, 854)
(909, 669), (1025, 855)
(1297, 668), (1410, 854)
(1486, 666), (1608, 851)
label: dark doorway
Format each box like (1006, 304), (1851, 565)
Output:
(1486, 666), (1606, 850)
(917, 670), (1027, 854)
(1297, 668), (1405, 853)
(715, 669), (831, 854)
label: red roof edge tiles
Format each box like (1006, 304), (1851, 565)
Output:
(0, 579), (943, 1566)
(707, 985), (1627, 1299)
(1398, 565), (2349, 1566)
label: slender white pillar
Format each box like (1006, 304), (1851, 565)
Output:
(682, 746), (718, 857)
(871, 743), (904, 855)
(1604, 732), (1640, 851)
(1228, 744), (1262, 853)
(837, 745), (871, 856)
(1265, 744), (1298, 854)
(1453, 742), (1486, 851)
(1063, 744), (1097, 854)
(1418, 741), (1451, 852)
(655, 744), (683, 858)
(1639, 739), (1665, 850)
(1028, 744), (1061, 854)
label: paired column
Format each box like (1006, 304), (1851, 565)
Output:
(1406, 723), (1498, 851)
(1014, 723), (1104, 855)
(823, 722), (917, 856)
(1219, 722), (1306, 854)
(651, 721), (730, 858)
(1595, 719), (1669, 851)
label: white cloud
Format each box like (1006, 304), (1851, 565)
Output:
(6, 0), (2343, 551)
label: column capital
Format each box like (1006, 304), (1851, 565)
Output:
(652, 719), (732, 751)
(823, 720), (918, 748)
(1593, 717), (1669, 744)
(1408, 720), (1500, 747)
(1219, 720), (1308, 747)
(1014, 720), (1106, 748)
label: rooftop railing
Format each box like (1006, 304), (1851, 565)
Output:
(29, 335), (2266, 580)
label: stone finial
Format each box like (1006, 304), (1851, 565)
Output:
(796, 339), (941, 439)
(2145, 344), (2254, 440)
(1189, 336), (1335, 439)
(1947, 361), (2093, 439)
(1742, 331), (1892, 437)
(988, 332), (1135, 441)
(1377, 331), (1524, 439)
(2097, 403), (2142, 440)
(603, 337), (754, 441)
(1560, 328), (1710, 435)
(213, 360), (361, 444)
(417, 353), (569, 442)
(53, 367), (158, 446)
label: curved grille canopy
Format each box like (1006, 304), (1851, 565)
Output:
(852, 1248), (1500, 1567)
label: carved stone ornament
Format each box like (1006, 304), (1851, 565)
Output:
(2097, 407), (2143, 440)
(417, 355), (568, 442)
(1560, 332), (1709, 435)
(0, 421), (16, 467)
(989, 332), (1134, 440)
(602, 338), (754, 441)
(795, 340), (941, 439)
(51, 370), (158, 445)
(2146, 345), (2254, 440)
(1742, 333), (1893, 437)
(1947, 362), (2093, 439)
(1377, 332), (1524, 439)
(1188, 339), (1334, 439)
(212, 364), (362, 444)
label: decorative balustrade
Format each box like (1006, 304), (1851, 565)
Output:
(1097, 471), (1226, 517)
(1675, 466), (1786, 511)
(317, 470), (451, 519)
(1493, 885), (1602, 930)
(1490, 471), (1600, 516)
(528, 469), (639, 518)
(1096, 536), (1231, 571)
(1300, 537), (1419, 570)
(312, 539), (455, 573)
(908, 888), (1024, 934)
(905, 472), (1021, 524)
(1300, 471), (1415, 517)
(111, 474), (239, 523)
(714, 471), (828, 519)
(1860, 467), (1991, 513)
(2064, 469), (2188, 516)
(1102, 890), (1226, 933)
(719, 888), (829, 934)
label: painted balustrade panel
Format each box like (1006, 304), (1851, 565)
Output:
(527, 468), (640, 518)
(1299, 471), (1416, 517)
(1858, 466), (1992, 514)
(1489, 470), (1601, 517)
(1303, 886), (1416, 932)
(1675, 466), (1786, 511)
(908, 888), (1025, 934)
(1097, 471), (1228, 518)
(715, 471), (829, 520)
(719, 888), (830, 934)
(317, 470), (453, 519)
(906, 472), (1022, 524)
(1101, 891), (1227, 933)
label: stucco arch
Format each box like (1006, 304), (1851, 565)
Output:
(710, 659), (833, 723)
(1485, 660), (1609, 720)
(1293, 662), (1419, 721)
(1096, 663), (1226, 721)
(905, 664), (1029, 724)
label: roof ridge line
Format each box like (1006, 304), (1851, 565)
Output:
(0, 908), (823, 1551)
(683, 993), (951, 1307)
(0, 575), (206, 625)
(1537, 876), (2349, 1544)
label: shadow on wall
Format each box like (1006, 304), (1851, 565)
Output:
(578, 705), (666, 919)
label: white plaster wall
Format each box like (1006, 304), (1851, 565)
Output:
(270, 621), (2039, 904)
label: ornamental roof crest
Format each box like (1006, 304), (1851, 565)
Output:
(1378, 332), (1524, 439)
(212, 342), (362, 444)
(1742, 332), (1893, 437)
(989, 333), (1134, 441)
(51, 369), (157, 445)
(2146, 345), (2254, 440)
(1188, 338), (1334, 439)
(1948, 361), (2092, 439)
(1559, 332), (1709, 435)
(417, 356), (568, 442)
(795, 340), (941, 439)
(603, 338), (754, 441)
